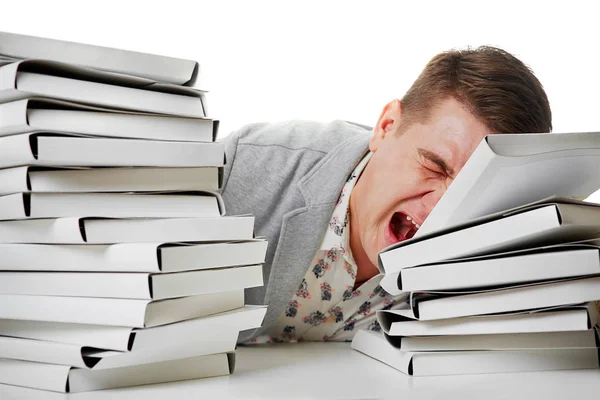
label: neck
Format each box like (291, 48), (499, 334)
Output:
(349, 191), (379, 285)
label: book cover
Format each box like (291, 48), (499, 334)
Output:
(0, 31), (200, 85)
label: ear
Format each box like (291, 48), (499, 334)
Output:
(370, 99), (403, 152)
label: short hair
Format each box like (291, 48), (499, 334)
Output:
(399, 46), (552, 134)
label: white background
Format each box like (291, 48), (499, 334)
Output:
(3, 0), (600, 200)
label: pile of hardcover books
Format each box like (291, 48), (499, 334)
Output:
(353, 132), (600, 376)
(0, 32), (267, 393)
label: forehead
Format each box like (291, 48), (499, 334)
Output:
(412, 99), (492, 170)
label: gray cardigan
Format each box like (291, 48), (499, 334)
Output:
(220, 120), (371, 343)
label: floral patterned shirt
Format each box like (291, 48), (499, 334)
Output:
(251, 153), (405, 343)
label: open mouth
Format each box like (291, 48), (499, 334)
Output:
(389, 212), (420, 243)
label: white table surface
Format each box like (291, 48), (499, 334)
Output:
(1, 342), (599, 400)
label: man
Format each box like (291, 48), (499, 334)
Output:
(221, 46), (552, 343)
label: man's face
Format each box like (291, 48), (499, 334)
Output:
(349, 97), (493, 270)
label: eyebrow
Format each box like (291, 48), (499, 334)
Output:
(418, 148), (454, 177)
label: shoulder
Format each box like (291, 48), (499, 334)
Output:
(224, 120), (372, 155)
(220, 119), (371, 221)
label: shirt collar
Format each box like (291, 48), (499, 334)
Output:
(320, 152), (373, 253)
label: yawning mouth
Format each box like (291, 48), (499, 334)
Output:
(389, 212), (420, 243)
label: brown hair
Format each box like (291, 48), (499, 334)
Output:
(399, 46), (552, 134)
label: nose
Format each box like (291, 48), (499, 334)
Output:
(422, 188), (445, 216)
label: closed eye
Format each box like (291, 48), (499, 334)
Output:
(418, 148), (454, 178)
(425, 166), (445, 177)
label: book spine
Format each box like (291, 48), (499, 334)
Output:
(0, 166), (29, 194)
(0, 134), (35, 168)
(0, 99), (29, 135)
(0, 294), (148, 327)
(0, 61), (19, 91)
(0, 32), (198, 86)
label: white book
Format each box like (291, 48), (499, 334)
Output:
(351, 330), (599, 376)
(0, 31), (200, 85)
(0, 98), (218, 141)
(0, 352), (234, 393)
(417, 131), (600, 237)
(0, 191), (223, 220)
(0, 305), (267, 351)
(0, 133), (225, 169)
(0, 215), (255, 244)
(400, 276), (600, 321)
(379, 303), (599, 337)
(385, 329), (599, 351)
(0, 306), (266, 368)
(0, 60), (206, 117)
(0, 331), (238, 370)
(380, 198), (600, 294)
(0, 240), (267, 272)
(0, 264), (263, 299)
(0, 166), (222, 195)
(0, 290), (244, 327)
(399, 240), (600, 291)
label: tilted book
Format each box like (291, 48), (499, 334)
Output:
(0, 191), (224, 220)
(0, 60), (206, 117)
(416, 131), (600, 236)
(0, 289), (244, 327)
(0, 352), (235, 393)
(352, 330), (599, 376)
(0, 98), (218, 141)
(0, 306), (266, 367)
(0, 240), (267, 272)
(0, 166), (223, 195)
(0, 332), (238, 370)
(398, 239), (600, 292)
(383, 329), (600, 351)
(0, 133), (225, 169)
(0, 264), (263, 299)
(0, 305), (267, 351)
(379, 303), (599, 337)
(380, 198), (600, 294)
(0, 215), (255, 244)
(398, 276), (600, 321)
(0, 31), (200, 85)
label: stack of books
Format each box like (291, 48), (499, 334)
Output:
(352, 131), (600, 376)
(0, 32), (267, 393)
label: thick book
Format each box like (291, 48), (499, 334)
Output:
(0, 98), (218, 141)
(399, 239), (600, 291)
(0, 306), (266, 367)
(380, 198), (600, 294)
(0, 59), (206, 117)
(416, 131), (600, 237)
(384, 329), (600, 351)
(0, 191), (224, 220)
(0, 240), (267, 272)
(399, 276), (600, 321)
(0, 305), (266, 352)
(0, 133), (225, 169)
(0, 166), (222, 195)
(0, 352), (234, 393)
(0, 264), (263, 299)
(0, 31), (200, 86)
(351, 330), (599, 376)
(0, 289), (244, 327)
(0, 305), (265, 352)
(0, 215), (255, 244)
(0, 331), (238, 370)
(379, 303), (599, 337)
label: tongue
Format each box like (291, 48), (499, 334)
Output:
(398, 224), (413, 240)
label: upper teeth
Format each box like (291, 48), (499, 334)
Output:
(406, 214), (420, 229)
